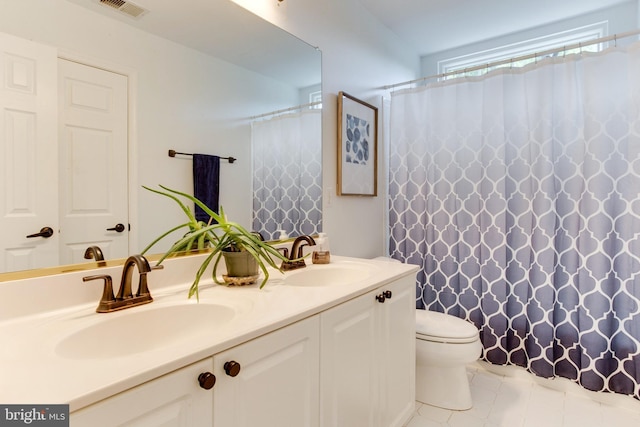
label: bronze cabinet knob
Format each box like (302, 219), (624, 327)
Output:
(198, 372), (216, 390)
(376, 293), (386, 303)
(383, 290), (392, 299)
(224, 361), (241, 377)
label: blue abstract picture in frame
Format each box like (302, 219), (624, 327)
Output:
(338, 91), (378, 196)
(345, 114), (370, 165)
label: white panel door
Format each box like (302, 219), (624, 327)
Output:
(0, 32), (58, 273)
(213, 316), (320, 427)
(58, 59), (128, 264)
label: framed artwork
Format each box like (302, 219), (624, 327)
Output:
(337, 91), (378, 196)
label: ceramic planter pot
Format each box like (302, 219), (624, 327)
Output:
(222, 250), (259, 277)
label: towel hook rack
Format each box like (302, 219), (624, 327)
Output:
(168, 149), (236, 163)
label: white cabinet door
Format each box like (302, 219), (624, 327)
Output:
(0, 32), (58, 273)
(213, 316), (320, 427)
(320, 276), (416, 427)
(320, 290), (380, 427)
(71, 358), (214, 427)
(378, 276), (416, 427)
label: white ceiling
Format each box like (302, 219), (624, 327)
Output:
(357, 0), (632, 56)
(67, 0), (321, 88)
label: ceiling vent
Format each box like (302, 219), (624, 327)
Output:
(99, 0), (147, 19)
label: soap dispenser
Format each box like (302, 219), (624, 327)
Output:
(277, 229), (289, 240)
(312, 232), (331, 264)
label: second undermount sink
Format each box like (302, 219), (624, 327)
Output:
(55, 302), (239, 359)
(283, 262), (374, 287)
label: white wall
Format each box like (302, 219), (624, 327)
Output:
(231, 0), (421, 258)
(0, 0), (301, 253)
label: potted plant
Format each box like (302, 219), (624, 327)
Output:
(141, 185), (291, 299)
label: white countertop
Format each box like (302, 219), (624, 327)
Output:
(0, 255), (418, 411)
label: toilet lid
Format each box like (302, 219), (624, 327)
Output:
(415, 310), (478, 342)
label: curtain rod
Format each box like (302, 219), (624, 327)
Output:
(250, 101), (322, 120)
(383, 28), (640, 90)
(168, 149), (236, 163)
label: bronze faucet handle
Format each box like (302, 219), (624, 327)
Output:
(83, 274), (116, 313)
(277, 247), (289, 258)
(278, 247), (293, 271)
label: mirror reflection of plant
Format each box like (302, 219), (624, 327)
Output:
(142, 185), (290, 299)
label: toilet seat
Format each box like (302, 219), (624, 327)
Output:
(416, 310), (479, 344)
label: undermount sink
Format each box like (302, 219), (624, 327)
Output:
(283, 262), (373, 287)
(55, 302), (238, 359)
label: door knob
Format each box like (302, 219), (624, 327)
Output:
(198, 372), (216, 390)
(224, 361), (241, 377)
(26, 227), (54, 238)
(106, 223), (126, 232)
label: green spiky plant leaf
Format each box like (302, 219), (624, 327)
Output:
(142, 185), (291, 299)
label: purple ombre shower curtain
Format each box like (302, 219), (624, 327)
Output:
(251, 110), (322, 241)
(389, 43), (640, 398)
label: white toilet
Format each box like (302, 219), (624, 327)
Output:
(415, 309), (482, 410)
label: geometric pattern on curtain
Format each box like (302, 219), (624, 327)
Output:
(389, 43), (640, 399)
(252, 109), (322, 241)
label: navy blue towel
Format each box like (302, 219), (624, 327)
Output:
(192, 154), (220, 223)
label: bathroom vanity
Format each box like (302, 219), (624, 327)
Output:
(0, 255), (418, 427)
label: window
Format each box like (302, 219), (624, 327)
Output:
(309, 90), (322, 109)
(438, 22), (608, 79)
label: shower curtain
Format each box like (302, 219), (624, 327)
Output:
(389, 43), (640, 398)
(252, 109), (322, 241)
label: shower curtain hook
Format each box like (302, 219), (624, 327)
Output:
(615, 34), (618, 48)
(579, 42), (583, 54)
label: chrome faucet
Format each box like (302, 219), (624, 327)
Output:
(84, 245), (105, 262)
(281, 235), (316, 271)
(83, 254), (163, 313)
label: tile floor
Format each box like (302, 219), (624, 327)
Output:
(404, 361), (640, 427)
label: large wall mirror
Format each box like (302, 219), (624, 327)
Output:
(0, 0), (322, 278)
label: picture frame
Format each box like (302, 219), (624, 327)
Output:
(337, 91), (378, 196)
